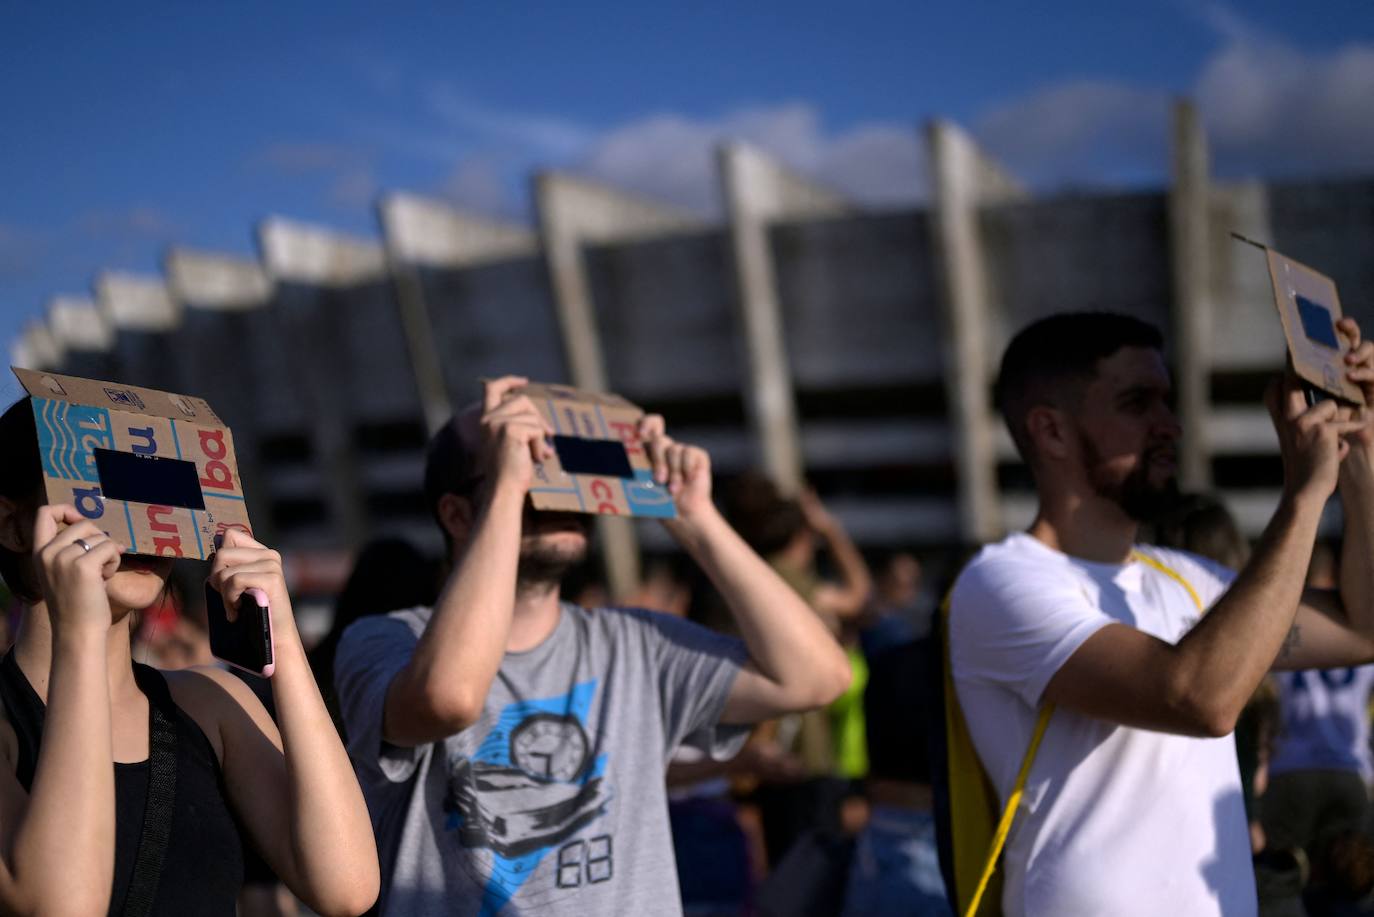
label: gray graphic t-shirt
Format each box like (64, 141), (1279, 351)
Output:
(336, 603), (749, 916)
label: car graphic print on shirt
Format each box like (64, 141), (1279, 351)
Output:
(444, 680), (611, 914)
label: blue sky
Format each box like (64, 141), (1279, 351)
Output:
(3, 0), (1373, 370)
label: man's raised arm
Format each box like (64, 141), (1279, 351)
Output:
(638, 415), (852, 725)
(1045, 378), (1363, 737)
(383, 377), (553, 746)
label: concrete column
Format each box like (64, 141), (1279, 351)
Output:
(1168, 99), (1213, 491)
(378, 192), (537, 434)
(94, 272), (183, 391)
(47, 295), (116, 380)
(718, 142), (851, 496)
(165, 247), (277, 540)
(926, 120), (1025, 544)
(166, 249), (272, 309)
(95, 272), (181, 333)
(533, 172), (701, 599)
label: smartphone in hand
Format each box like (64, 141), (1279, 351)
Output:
(206, 584), (275, 677)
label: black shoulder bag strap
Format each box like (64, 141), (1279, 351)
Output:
(123, 665), (179, 917)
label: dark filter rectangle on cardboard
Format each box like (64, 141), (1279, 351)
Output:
(94, 449), (206, 510)
(552, 435), (634, 480)
(1297, 295), (1341, 349)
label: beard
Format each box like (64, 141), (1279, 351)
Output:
(515, 511), (591, 591)
(1082, 436), (1179, 523)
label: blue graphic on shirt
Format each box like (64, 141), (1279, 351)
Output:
(444, 680), (610, 915)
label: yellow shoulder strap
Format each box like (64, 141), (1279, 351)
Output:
(947, 548), (1202, 917)
(1130, 549), (1205, 613)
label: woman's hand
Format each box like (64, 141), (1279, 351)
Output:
(207, 529), (296, 642)
(32, 503), (122, 635)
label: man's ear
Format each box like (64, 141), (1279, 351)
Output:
(437, 493), (476, 546)
(1025, 406), (1073, 461)
(0, 497), (31, 553)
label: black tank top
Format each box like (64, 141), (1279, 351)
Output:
(0, 650), (245, 915)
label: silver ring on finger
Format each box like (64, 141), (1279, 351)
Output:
(75, 537), (92, 553)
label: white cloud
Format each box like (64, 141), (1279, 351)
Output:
(974, 82), (1171, 188)
(371, 99), (924, 217)
(425, 84), (593, 159)
(441, 157), (515, 217)
(350, 3), (1371, 218)
(808, 123), (927, 206)
(1198, 39), (1374, 177)
(251, 142), (380, 212)
(968, 4), (1374, 189)
(579, 103), (925, 213)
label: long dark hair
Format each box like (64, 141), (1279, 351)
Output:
(0, 399), (45, 603)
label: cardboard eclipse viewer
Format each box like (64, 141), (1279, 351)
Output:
(518, 382), (676, 519)
(1236, 236), (1366, 407)
(13, 368), (252, 559)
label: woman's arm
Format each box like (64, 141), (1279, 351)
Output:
(0, 505), (123, 917)
(201, 529), (379, 917)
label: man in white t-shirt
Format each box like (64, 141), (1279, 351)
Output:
(949, 312), (1374, 916)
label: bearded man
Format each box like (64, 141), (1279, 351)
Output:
(948, 312), (1374, 916)
(335, 376), (851, 916)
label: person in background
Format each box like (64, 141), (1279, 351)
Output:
(722, 472), (873, 864)
(724, 476), (871, 637)
(861, 552), (928, 658)
(1265, 540), (1374, 913)
(840, 636), (951, 917)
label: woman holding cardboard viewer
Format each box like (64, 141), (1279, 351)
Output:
(0, 399), (378, 916)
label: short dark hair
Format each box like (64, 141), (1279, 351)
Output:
(994, 312), (1164, 460)
(423, 412), (482, 547)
